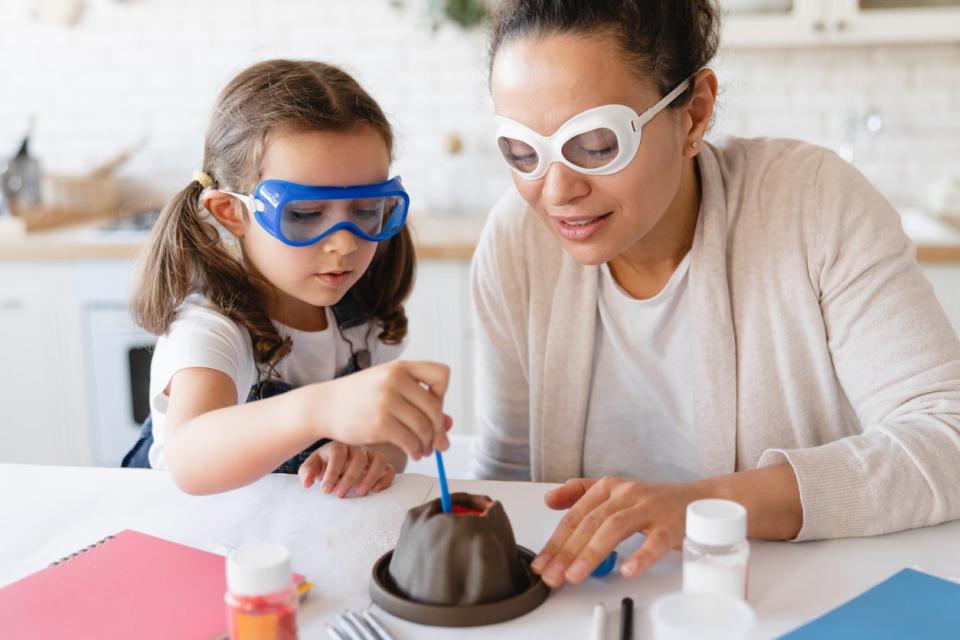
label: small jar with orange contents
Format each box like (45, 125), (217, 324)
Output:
(225, 543), (299, 640)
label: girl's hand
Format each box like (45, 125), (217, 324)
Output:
(298, 442), (396, 498)
(303, 360), (452, 460)
(531, 477), (707, 588)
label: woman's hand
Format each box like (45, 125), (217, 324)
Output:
(531, 465), (803, 589)
(531, 476), (707, 588)
(298, 442), (396, 498)
(299, 360), (452, 460)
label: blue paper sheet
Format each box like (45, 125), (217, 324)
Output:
(781, 568), (960, 639)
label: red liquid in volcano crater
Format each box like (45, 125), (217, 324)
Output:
(452, 505), (485, 516)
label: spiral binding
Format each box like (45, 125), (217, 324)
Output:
(49, 534), (116, 567)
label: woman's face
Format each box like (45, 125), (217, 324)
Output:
(491, 32), (692, 266)
(241, 126), (388, 314)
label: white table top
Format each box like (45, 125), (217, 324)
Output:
(2, 464), (958, 639)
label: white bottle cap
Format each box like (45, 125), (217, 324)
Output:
(226, 543), (292, 596)
(685, 499), (747, 546)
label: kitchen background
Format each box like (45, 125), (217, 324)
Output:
(1, 0), (959, 473)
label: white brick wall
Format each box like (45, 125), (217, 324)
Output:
(1, 0), (958, 215)
(712, 44), (960, 210)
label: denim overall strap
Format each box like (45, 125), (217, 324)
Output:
(331, 297), (373, 373)
(331, 297), (369, 330)
(122, 300), (373, 471)
(121, 417), (154, 468)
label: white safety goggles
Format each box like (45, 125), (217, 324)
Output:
(494, 78), (691, 180)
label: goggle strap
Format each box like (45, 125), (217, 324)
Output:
(219, 190), (264, 215)
(632, 78), (692, 130)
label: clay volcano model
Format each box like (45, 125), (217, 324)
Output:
(369, 492), (550, 626)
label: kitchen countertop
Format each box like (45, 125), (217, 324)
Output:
(2, 210), (960, 262)
(0, 214), (489, 261)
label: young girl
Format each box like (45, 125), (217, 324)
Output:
(121, 59), (451, 497)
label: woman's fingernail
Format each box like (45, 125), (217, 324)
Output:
(531, 555), (550, 573)
(622, 560), (639, 576)
(566, 560), (589, 582)
(543, 564), (565, 586)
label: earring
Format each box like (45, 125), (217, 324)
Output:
(691, 141), (699, 148)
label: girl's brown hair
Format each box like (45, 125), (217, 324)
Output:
(488, 0), (721, 108)
(132, 59), (414, 370)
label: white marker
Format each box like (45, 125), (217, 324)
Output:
(593, 603), (607, 640)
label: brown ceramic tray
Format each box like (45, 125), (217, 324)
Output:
(369, 546), (550, 627)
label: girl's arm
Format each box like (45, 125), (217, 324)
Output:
(165, 360), (450, 494)
(164, 367), (323, 494)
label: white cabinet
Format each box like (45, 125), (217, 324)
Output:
(721, 1), (825, 47)
(721, 0), (960, 47)
(0, 260), (141, 466)
(0, 268), (71, 464)
(921, 264), (960, 336)
(401, 260), (476, 435)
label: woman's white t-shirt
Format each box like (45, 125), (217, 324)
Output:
(582, 254), (697, 482)
(146, 293), (404, 468)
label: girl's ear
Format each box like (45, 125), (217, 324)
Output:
(203, 191), (248, 238)
(682, 68), (718, 159)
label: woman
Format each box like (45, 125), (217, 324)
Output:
(471, 0), (960, 589)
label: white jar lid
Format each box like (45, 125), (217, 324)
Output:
(686, 499), (747, 546)
(650, 591), (755, 639)
(226, 543), (292, 596)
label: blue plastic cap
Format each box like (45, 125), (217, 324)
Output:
(591, 551), (618, 578)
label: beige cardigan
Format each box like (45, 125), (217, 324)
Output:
(470, 137), (960, 541)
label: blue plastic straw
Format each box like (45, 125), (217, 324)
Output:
(435, 450), (452, 513)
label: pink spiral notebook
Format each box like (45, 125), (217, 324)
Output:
(0, 529), (308, 640)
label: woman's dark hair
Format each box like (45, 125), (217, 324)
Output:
(132, 59), (415, 371)
(488, 0), (720, 106)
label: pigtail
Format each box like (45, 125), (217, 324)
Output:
(130, 179), (291, 369)
(348, 224), (416, 345)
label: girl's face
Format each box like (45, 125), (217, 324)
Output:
(241, 126), (389, 316)
(491, 32), (695, 266)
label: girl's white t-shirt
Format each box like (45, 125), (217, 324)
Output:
(582, 254), (697, 482)
(146, 293), (405, 469)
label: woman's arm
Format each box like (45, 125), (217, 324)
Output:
(756, 151), (960, 540)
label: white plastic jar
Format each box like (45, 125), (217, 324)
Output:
(225, 543), (299, 640)
(682, 499), (750, 600)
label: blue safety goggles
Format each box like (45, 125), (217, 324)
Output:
(222, 176), (409, 246)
